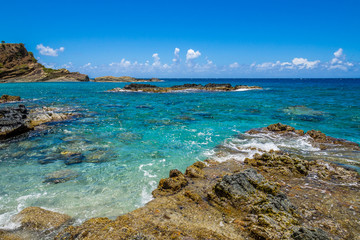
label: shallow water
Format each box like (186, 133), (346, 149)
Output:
(0, 78), (359, 227)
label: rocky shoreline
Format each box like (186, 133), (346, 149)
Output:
(94, 76), (163, 82)
(0, 104), (78, 140)
(1, 123), (359, 240)
(108, 83), (263, 93)
(0, 43), (89, 82)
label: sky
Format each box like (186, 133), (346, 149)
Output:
(2, 0), (360, 78)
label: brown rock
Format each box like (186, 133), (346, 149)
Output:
(0, 95), (21, 103)
(152, 169), (188, 197)
(13, 207), (71, 231)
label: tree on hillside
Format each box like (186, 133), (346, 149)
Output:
(1, 41), (5, 44)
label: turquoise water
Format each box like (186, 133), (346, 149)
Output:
(0, 79), (359, 227)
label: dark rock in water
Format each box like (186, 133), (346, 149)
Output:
(43, 169), (79, 184)
(0, 94), (21, 103)
(38, 157), (58, 165)
(123, 83), (158, 90)
(63, 153), (84, 165)
(291, 227), (330, 240)
(0, 104), (32, 140)
(204, 83), (232, 88)
(136, 105), (154, 109)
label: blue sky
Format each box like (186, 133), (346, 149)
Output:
(2, 0), (360, 78)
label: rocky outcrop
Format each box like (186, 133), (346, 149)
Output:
(108, 83), (263, 93)
(0, 43), (89, 82)
(13, 207), (71, 231)
(0, 94), (21, 103)
(94, 76), (162, 82)
(0, 105), (78, 140)
(0, 105), (32, 140)
(54, 124), (359, 240)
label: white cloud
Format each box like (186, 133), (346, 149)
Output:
(36, 44), (65, 57)
(229, 62), (239, 68)
(292, 58), (320, 69)
(186, 49), (201, 61)
(334, 48), (343, 58)
(328, 48), (354, 71)
(152, 53), (161, 67)
(172, 48), (180, 64)
(109, 58), (132, 68)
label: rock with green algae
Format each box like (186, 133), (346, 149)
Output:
(13, 207), (71, 231)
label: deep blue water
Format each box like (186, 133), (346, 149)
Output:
(0, 78), (359, 227)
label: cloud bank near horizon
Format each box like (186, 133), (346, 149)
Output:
(41, 47), (358, 78)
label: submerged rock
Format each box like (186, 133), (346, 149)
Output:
(43, 169), (79, 184)
(13, 207), (71, 231)
(109, 83), (263, 93)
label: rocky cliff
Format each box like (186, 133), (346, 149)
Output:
(0, 43), (89, 82)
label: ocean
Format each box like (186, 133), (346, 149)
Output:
(0, 78), (359, 228)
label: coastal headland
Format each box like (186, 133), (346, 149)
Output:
(1, 123), (359, 240)
(0, 43), (89, 82)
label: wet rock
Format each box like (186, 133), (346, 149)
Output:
(43, 169), (79, 184)
(185, 161), (206, 178)
(28, 107), (76, 127)
(0, 105), (32, 140)
(0, 94), (21, 103)
(152, 169), (188, 197)
(215, 168), (279, 201)
(13, 207), (71, 231)
(38, 157), (58, 165)
(63, 153), (84, 165)
(291, 227), (330, 240)
(267, 123), (295, 132)
(124, 83), (158, 90)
